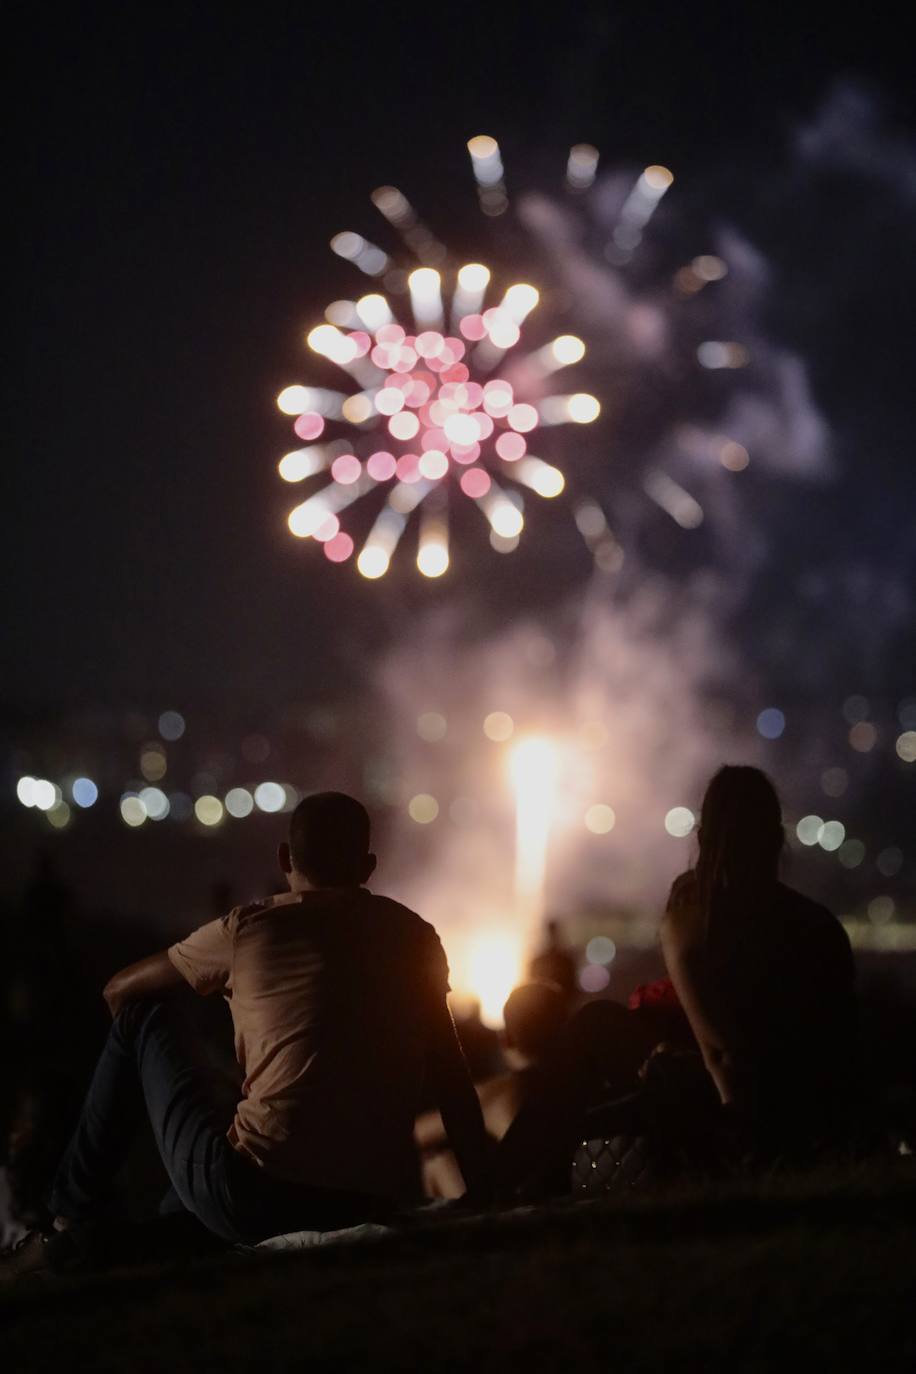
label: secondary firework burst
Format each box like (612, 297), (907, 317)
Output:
(514, 147), (801, 570)
(275, 139), (602, 579)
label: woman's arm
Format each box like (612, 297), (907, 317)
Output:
(660, 876), (742, 1105)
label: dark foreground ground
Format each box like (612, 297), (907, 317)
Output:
(4, 1164), (915, 1374)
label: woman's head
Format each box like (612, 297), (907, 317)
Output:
(696, 765), (784, 902)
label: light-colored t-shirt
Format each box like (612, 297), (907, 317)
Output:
(167, 888), (449, 1197)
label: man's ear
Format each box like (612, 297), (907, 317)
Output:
(362, 853), (378, 883)
(278, 841), (293, 876)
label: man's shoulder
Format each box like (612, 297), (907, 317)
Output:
(365, 893), (449, 985)
(366, 892), (443, 944)
(226, 891), (301, 933)
(229, 889), (441, 940)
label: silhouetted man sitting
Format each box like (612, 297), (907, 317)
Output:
(2, 792), (490, 1279)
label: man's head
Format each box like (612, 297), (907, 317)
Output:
(279, 792), (376, 889)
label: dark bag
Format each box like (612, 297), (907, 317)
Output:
(570, 1049), (722, 1196)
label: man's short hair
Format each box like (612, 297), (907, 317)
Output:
(289, 792), (371, 885)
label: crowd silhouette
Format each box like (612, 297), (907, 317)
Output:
(1, 769), (914, 1277)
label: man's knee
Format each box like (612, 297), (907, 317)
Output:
(114, 997), (171, 1043)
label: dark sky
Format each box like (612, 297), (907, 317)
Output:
(7, 3), (914, 715)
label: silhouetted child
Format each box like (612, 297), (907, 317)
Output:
(417, 982), (567, 1198)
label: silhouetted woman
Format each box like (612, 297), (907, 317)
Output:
(495, 765), (858, 1196)
(661, 765), (857, 1141)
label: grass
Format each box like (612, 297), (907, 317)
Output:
(4, 1163), (916, 1373)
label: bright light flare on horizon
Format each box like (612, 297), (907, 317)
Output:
(462, 930), (524, 1027)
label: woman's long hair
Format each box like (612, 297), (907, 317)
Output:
(695, 765), (784, 937)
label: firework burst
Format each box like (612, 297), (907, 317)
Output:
(275, 140), (602, 578)
(275, 136), (763, 581)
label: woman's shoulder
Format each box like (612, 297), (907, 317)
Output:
(660, 871), (704, 948)
(774, 881), (837, 927)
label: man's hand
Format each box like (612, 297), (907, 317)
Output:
(102, 951), (186, 1018)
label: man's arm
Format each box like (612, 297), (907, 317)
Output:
(102, 952), (186, 1018)
(426, 996), (493, 1200)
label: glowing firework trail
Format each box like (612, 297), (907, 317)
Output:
(275, 135), (602, 578)
(467, 134), (509, 218)
(508, 736), (558, 929)
(610, 164), (674, 255)
(511, 153), (778, 562)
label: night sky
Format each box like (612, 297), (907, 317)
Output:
(8, 4), (914, 718)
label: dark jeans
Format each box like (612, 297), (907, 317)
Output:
(47, 997), (384, 1244)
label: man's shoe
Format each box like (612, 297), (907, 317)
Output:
(0, 1227), (87, 1282)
